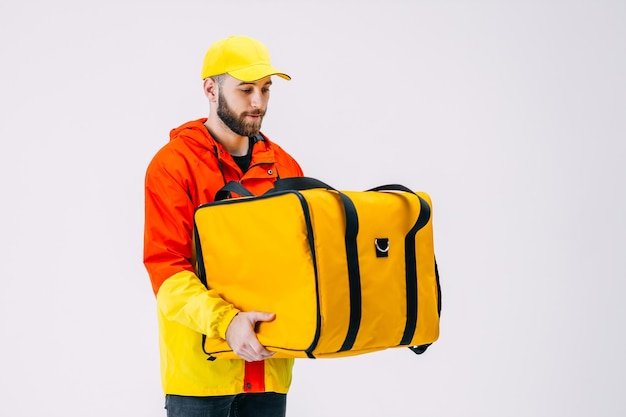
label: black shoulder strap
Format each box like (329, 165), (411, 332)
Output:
(214, 181), (254, 201)
(267, 176), (336, 194)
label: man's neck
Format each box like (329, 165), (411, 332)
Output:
(204, 118), (249, 156)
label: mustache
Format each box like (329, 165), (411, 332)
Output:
(244, 110), (266, 117)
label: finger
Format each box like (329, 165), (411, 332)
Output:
(235, 345), (257, 362)
(264, 312), (276, 321)
(252, 311), (276, 323)
(249, 338), (268, 354)
(241, 337), (273, 359)
(238, 345), (273, 362)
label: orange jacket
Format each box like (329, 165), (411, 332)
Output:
(144, 118), (304, 396)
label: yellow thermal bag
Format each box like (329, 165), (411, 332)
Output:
(193, 177), (441, 360)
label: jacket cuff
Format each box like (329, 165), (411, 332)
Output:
(217, 307), (240, 340)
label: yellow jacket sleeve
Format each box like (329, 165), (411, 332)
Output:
(156, 270), (240, 339)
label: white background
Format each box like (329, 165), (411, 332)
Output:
(1, 0), (625, 416)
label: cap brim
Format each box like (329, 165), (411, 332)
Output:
(228, 64), (291, 82)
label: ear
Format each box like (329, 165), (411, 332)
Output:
(203, 78), (218, 102)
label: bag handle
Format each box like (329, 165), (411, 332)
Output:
(214, 181), (254, 201)
(267, 176), (336, 193)
(272, 179), (417, 195)
(367, 184), (415, 194)
(215, 177), (334, 201)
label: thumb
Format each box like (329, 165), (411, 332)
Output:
(251, 311), (276, 323)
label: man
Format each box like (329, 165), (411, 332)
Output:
(144, 35), (304, 417)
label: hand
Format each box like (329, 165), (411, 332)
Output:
(225, 311), (276, 362)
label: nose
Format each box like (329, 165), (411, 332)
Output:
(250, 90), (263, 109)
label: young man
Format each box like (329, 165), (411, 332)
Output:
(144, 35), (304, 417)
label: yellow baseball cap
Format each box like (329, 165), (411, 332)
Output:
(201, 35), (291, 81)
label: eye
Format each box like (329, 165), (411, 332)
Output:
(262, 87), (271, 93)
(241, 88), (252, 94)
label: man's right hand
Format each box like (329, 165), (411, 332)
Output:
(225, 311), (276, 362)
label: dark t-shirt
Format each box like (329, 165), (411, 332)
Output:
(232, 136), (253, 173)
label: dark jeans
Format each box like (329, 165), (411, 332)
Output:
(165, 393), (287, 417)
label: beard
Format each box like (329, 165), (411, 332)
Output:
(217, 90), (266, 137)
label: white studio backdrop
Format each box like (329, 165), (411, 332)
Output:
(1, 0), (625, 416)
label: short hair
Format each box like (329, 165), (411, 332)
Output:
(211, 74), (227, 86)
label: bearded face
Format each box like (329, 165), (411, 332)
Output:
(217, 88), (266, 137)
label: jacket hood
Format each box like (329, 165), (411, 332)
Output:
(169, 118), (210, 143)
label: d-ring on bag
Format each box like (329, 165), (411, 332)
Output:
(193, 177), (441, 360)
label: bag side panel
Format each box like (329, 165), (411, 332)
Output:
(410, 191), (440, 346)
(342, 191), (418, 351)
(194, 193), (319, 356)
(299, 189), (353, 355)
